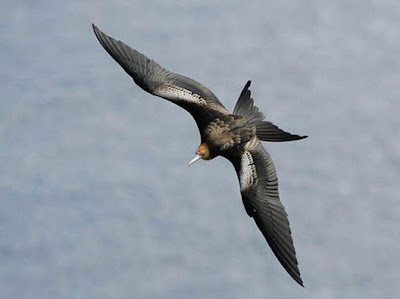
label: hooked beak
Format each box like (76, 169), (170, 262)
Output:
(188, 154), (202, 167)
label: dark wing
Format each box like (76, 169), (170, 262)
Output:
(227, 137), (303, 286)
(234, 81), (308, 142)
(93, 24), (228, 128)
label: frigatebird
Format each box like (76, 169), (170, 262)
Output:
(93, 24), (307, 286)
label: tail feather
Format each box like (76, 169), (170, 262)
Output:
(233, 81), (264, 124)
(233, 81), (307, 142)
(256, 121), (308, 142)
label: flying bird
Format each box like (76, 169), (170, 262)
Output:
(92, 24), (307, 286)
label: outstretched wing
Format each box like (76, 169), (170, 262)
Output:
(227, 137), (303, 286)
(93, 24), (228, 128)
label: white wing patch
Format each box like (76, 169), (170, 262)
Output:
(240, 151), (258, 191)
(155, 83), (207, 106)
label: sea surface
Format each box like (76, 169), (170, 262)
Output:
(1, 1), (399, 298)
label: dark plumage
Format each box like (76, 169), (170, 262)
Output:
(93, 24), (307, 286)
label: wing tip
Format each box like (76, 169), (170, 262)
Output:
(92, 23), (99, 36)
(92, 23), (105, 44)
(292, 273), (304, 287)
(245, 80), (251, 89)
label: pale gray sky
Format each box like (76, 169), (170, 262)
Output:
(1, 1), (399, 298)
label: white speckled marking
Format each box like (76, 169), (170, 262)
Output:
(155, 83), (207, 106)
(240, 151), (257, 191)
(244, 136), (259, 151)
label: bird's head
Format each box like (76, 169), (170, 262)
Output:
(189, 143), (210, 166)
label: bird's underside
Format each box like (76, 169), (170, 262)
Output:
(93, 24), (307, 286)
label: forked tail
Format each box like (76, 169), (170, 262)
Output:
(233, 81), (307, 142)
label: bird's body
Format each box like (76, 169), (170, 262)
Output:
(93, 24), (307, 286)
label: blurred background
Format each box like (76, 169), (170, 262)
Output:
(1, 1), (399, 298)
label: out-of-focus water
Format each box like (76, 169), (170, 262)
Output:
(1, 1), (399, 298)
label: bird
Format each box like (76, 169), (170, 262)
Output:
(92, 24), (307, 286)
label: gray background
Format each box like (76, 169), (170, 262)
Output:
(1, 1), (399, 298)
